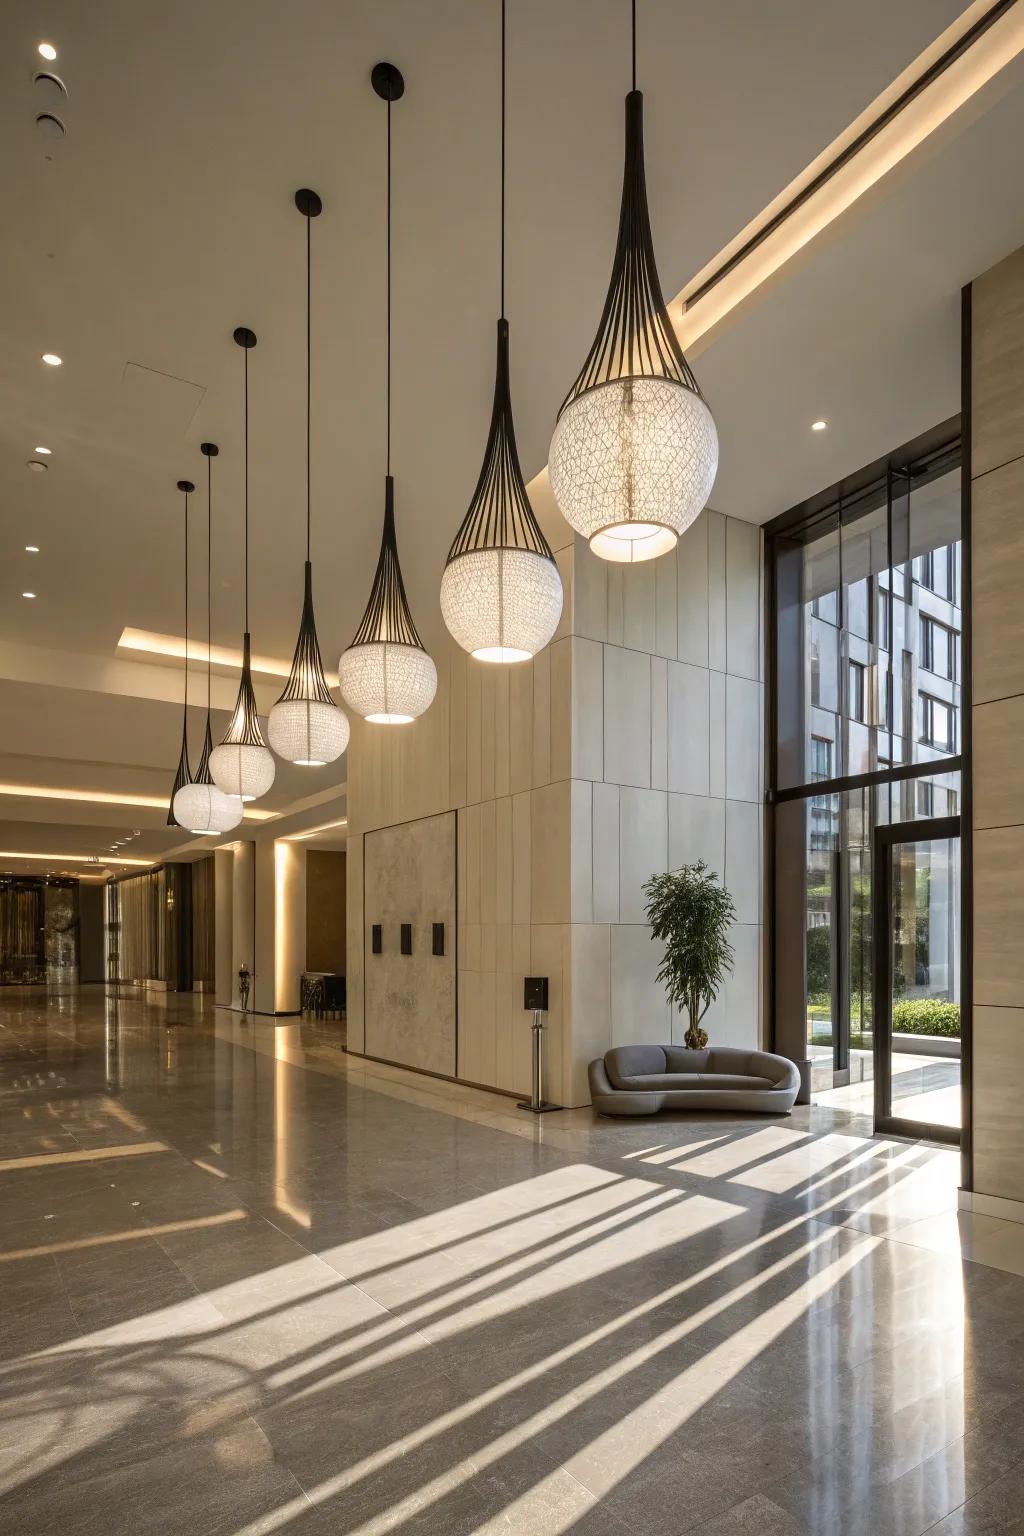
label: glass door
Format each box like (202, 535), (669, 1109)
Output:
(872, 817), (961, 1143)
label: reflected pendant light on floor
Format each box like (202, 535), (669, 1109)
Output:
(338, 63), (437, 725)
(548, 0), (718, 563)
(268, 190), (350, 765)
(174, 443), (243, 835)
(167, 479), (195, 825)
(440, 0), (562, 662)
(209, 330), (277, 801)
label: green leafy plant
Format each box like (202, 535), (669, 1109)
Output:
(892, 998), (960, 1038)
(642, 861), (736, 1049)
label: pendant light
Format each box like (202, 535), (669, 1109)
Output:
(338, 63), (437, 725)
(440, 0), (562, 663)
(547, 0), (717, 563)
(173, 443), (243, 835)
(166, 479), (194, 826)
(268, 190), (350, 765)
(209, 329), (277, 800)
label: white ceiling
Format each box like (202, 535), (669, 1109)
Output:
(0, 0), (1020, 865)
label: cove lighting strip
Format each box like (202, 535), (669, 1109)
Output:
(0, 850), (153, 867)
(0, 781), (275, 821)
(279, 818), (348, 841)
(677, 0), (1024, 348)
(118, 627), (341, 688)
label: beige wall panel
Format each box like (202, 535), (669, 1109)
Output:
(571, 779), (594, 924)
(363, 811), (456, 1076)
(651, 655), (668, 791)
(574, 537), (608, 643)
(655, 547), (678, 661)
(449, 648), (468, 809)
(553, 543), (574, 646)
(972, 244), (1024, 478)
(509, 663), (533, 795)
(619, 787), (668, 924)
(592, 781), (621, 925)
(550, 637), (572, 783)
(606, 565), (624, 647)
(531, 780), (571, 925)
(512, 790), (531, 925)
(569, 923), (612, 1104)
(345, 835), (364, 1052)
(480, 668), (496, 804)
(610, 922), (671, 1047)
(726, 517), (761, 682)
(973, 454), (1024, 705)
(973, 695), (1024, 829)
(725, 675), (761, 802)
(623, 562), (656, 655)
(677, 512), (710, 668)
(495, 796), (513, 928)
(668, 792), (726, 879)
(707, 510), (728, 673)
(461, 800), (481, 924)
(974, 826), (1024, 1007)
(702, 922), (761, 1050)
(972, 1005), (1024, 1203)
(709, 669), (727, 798)
(466, 662), (482, 806)
(572, 637), (604, 783)
(604, 644), (652, 789)
(532, 645), (551, 788)
(494, 667), (510, 800)
(480, 798), (497, 928)
(530, 923), (567, 1104)
(725, 800), (761, 924)
(667, 660), (711, 795)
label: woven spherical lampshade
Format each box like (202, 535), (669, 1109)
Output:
(209, 740), (275, 802)
(442, 322), (562, 661)
(550, 376), (717, 562)
(549, 90), (716, 563)
(173, 780), (242, 835)
(268, 698), (349, 765)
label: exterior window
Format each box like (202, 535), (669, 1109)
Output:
(921, 693), (954, 751)
(849, 661), (866, 723)
(917, 780), (935, 817)
(920, 615), (954, 679)
(811, 737), (832, 782)
(920, 545), (953, 600)
(877, 591), (891, 651)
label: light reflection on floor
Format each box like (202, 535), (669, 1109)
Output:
(1, 987), (1023, 1536)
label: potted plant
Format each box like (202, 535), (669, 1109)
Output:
(642, 860), (736, 1049)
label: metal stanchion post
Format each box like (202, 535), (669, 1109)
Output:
(517, 977), (561, 1114)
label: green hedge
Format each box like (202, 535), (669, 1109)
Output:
(892, 999), (960, 1038)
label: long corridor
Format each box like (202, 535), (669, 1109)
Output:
(2, 987), (1024, 1535)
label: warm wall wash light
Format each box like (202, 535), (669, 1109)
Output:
(25, 546), (39, 553)
(38, 42), (57, 60)
(339, 64), (436, 725)
(175, 444), (242, 835)
(34, 446), (51, 455)
(811, 420), (828, 432)
(441, 2), (562, 662)
(211, 330), (276, 799)
(548, 8), (716, 563)
(268, 190), (349, 766)
(41, 353), (61, 366)
(22, 592), (35, 600)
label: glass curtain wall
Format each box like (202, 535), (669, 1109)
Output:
(769, 431), (964, 1129)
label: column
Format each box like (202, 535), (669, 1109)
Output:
(214, 847), (234, 1006)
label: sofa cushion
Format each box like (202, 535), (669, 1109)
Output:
(696, 1074), (774, 1091)
(612, 1072), (703, 1092)
(664, 1047), (710, 1073)
(605, 1045), (668, 1089)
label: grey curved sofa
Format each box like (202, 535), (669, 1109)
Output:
(589, 1044), (800, 1116)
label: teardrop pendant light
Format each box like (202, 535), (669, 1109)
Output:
(338, 63), (437, 725)
(548, 0), (717, 563)
(440, 0), (562, 662)
(173, 443), (243, 835)
(209, 329), (277, 801)
(167, 479), (194, 825)
(268, 190), (350, 766)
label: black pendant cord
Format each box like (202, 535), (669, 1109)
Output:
(305, 205), (312, 563)
(500, 0), (506, 319)
(196, 444), (219, 783)
(442, 2), (554, 569)
(227, 328), (266, 748)
(243, 344), (249, 633)
(168, 478), (195, 824)
(631, 0), (636, 92)
(386, 95), (392, 478)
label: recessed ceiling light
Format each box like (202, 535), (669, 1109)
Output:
(811, 419), (828, 432)
(34, 445), (52, 455)
(38, 42), (57, 61)
(25, 546), (39, 554)
(22, 592), (36, 600)
(41, 353), (62, 367)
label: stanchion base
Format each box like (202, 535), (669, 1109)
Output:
(516, 1100), (562, 1114)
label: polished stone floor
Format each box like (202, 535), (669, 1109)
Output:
(2, 985), (1024, 1535)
